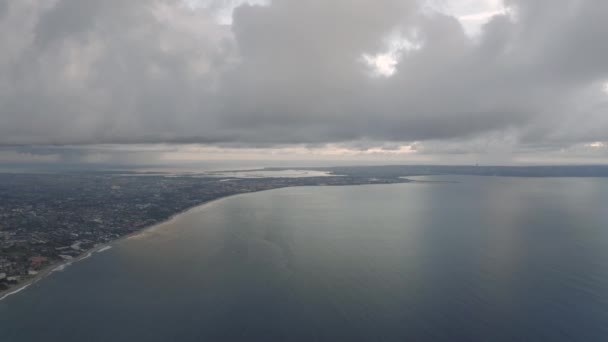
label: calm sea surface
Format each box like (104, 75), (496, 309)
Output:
(2, 176), (608, 341)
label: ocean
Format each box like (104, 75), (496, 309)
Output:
(1, 176), (608, 341)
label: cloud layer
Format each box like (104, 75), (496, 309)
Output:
(1, 0), (608, 162)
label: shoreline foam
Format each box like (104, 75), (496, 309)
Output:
(0, 242), (117, 302)
(0, 284), (30, 301)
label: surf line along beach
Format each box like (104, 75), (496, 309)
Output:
(0, 244), (114, 302)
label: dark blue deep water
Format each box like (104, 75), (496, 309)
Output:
(2, 176), (608, 341)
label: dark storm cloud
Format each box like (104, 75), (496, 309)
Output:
(0, 0), (607, 157)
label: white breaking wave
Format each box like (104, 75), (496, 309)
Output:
(0, 284), (30, 301)
(80, 252), (93, 260)
(97, 246), (112, 253)
(1, 245), (114, 302)
(52, 263), (72, 272)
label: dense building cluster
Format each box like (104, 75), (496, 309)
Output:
(0, 172), (407, 292)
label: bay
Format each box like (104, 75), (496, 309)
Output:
(2, 176), (608, 341)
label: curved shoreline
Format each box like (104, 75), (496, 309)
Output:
(0, 192), (245, 302)
(0, 187), (297, 301)
(0, 181), (414, 302)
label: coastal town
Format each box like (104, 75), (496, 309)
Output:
(0, 171), (408, 294)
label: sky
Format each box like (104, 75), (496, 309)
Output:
(1, 0), (608, 167)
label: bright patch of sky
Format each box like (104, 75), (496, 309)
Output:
(186, 1), (508, 37)
(182, 0), (269, 24)
(586, 142), (606, 148)
(363, 32), (422, 77)
(183, 0), (504, 76)
(422, 0), (508, 37)
(362, 53), (399, 77)
(185, 0), (504, 76)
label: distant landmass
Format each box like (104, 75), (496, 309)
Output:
(301, 164), (608, 178)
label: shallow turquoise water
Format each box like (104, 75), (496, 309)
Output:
(2, 176), (608, 341)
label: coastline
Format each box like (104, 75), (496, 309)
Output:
(0, 243), (114, 301)
(0, 187), (289, 301)
(0, 181), (414, 302)
(0, 194), (237, 302)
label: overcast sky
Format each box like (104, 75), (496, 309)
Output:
(1, 0), (608, 166)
